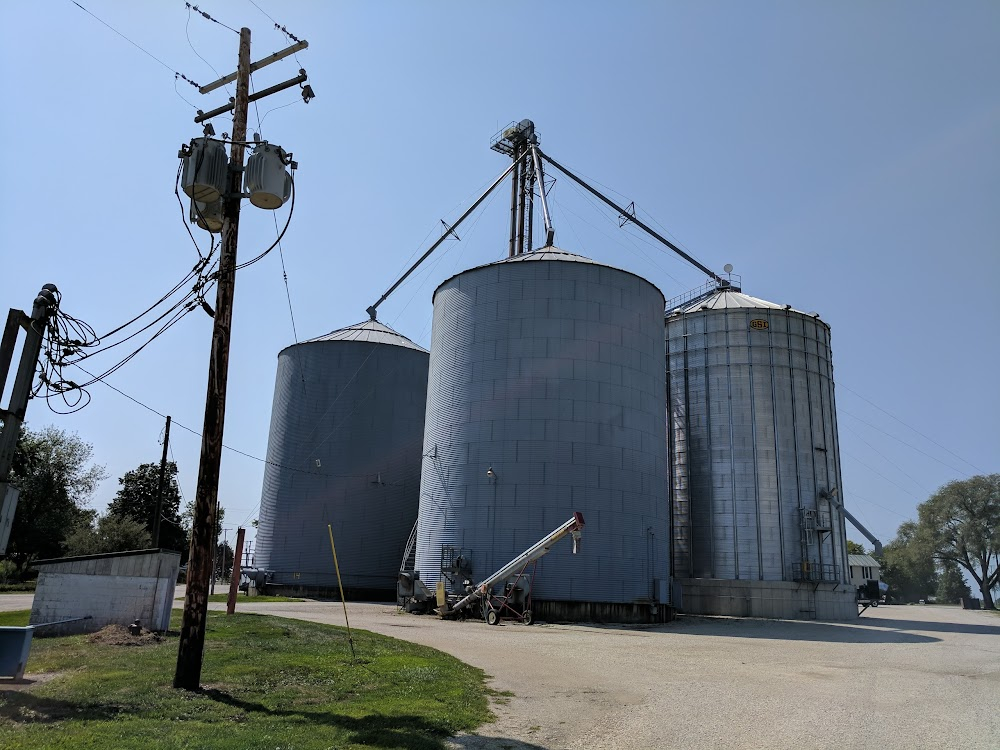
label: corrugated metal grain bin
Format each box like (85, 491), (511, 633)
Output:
(666, 286), (853, 619)
(254, 320), (429, 598)
(415, 247), (670, 621)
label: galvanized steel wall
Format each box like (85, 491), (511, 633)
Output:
(666, 299), (849, 584)
(255, 322), (429, 593)
(415, 249), (670, 604)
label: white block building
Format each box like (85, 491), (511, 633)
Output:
(848, 554), (881, 588)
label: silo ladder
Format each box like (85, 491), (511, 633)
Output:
(399, 520), (418, 574)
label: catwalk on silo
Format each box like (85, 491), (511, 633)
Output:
(666, 282), (856, 619)
(415, 247), (672, 623)
(254, 320), (429, 599)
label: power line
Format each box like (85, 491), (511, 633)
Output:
(185, 4), (233, 99)
(68, 363), (329, 479)
(275, 217), (299, 342)
(184, 2), (239, 35)
(842, 449), (924, 501)
(839, 384), (985, 475)
(840, 408), (972, 477)
(248, 79), (298, 343)
(840, 422), (931, 496)
(246, 0), (278, 25)
(233, 174), (296, 270)
(243, 0), (306, 69)
(69, 1), (201, 88)
(848, 492), (911, 520)
(256, 98), (298, 128)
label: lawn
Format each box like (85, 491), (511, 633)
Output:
(0, 609), (493, 749)
(203, 594), (305, 603)
(0, 610), (29, 626)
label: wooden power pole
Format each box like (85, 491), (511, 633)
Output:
(173, 27), (312, 691)
(0, 286), (58, 554)
(226, 527), (246, 615)
(173, 27), (252, 691)
(152, 415), (171, 547)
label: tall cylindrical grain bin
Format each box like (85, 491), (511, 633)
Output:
(254, 320), (429, 599)
(415, 247), (670, 623)
(666, 284), (856, 619)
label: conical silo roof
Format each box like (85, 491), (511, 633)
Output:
(667, 288), (814, 318)
(298, 319), (427, 352)
(433, 245), (664, 303)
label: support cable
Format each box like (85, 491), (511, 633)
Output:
(537, 148), (723, 284)
(366, 150), (530, 320)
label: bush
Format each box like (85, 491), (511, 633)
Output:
(0, 560), (36, 590)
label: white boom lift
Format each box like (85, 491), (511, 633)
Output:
(438, 511), (585, 625)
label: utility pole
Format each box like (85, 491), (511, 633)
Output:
(173, 27), (311, 691)
(210, 504), (220, 595)
(152, 415), (171, 547)
(226, 526), (246, 615)
(173, 27), (252, 691)
(0, 285), (58, 554)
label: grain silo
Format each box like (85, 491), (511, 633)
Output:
(665, 281), (856, 619)
(254, 320), (429, 599)
(414, 247), (671, 623)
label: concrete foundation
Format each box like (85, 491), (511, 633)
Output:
(30, 549), (180, 635)
(533, 600), (675, 624)
(676, 578), (858, 620)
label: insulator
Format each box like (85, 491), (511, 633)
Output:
(244, 142), (291, 210)
(181, 137), (228, 203)
(190, 196), (224, 233)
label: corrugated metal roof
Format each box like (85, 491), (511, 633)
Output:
(848, 554), (881, 568)
(434, 246), (664, 305)
(298, 319), (428, 352)
(495, 246), (600, 265)
(667, 289), (813, 317)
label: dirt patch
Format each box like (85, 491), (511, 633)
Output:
(86, 624), (166, 646)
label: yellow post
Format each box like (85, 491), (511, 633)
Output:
(327, 524), (356, 659)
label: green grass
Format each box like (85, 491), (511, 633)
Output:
(203, 594), (305, 603)
(0, 610), (493, 749)
(0, 609), (30, 626)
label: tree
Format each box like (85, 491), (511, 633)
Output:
(5, 424), (106, 573)
(917, 474), (1000, 609)
(64, 514), (151, 556)
(880, 521), (937, 603)
(846, 540), (867, 556)
(935, 560), (971, 605)
(183, 499), (225, 546)
(215, 541), (234, 581)
(106, 462), (187, 555)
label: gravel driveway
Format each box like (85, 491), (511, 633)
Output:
(4, 592), (998, 749)
(208, 598), (1000, 750)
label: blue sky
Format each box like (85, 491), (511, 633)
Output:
(2, 1), (997, 557)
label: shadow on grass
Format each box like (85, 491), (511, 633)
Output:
(201, 688), (470, 750)
(0, 691), (129, 723)
(0, 687), (498, 750)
